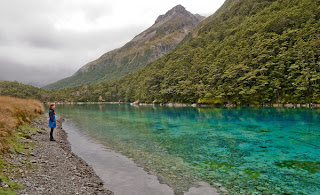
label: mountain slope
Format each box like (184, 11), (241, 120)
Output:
(105, 0), (320, 105)
(43, 5), (205, 90)
(54, 0), (320, 106)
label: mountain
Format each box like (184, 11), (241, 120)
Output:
(104, 0), (320, 105)
(43, 5), (205, 90)
(50, 0), (320, 106)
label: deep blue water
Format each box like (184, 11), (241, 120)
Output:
(56, 104), (320, 194)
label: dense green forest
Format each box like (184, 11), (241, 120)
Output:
(0, 81), (45, 100)
(2, 0), (320, 105)
(66, 0), (320, 105)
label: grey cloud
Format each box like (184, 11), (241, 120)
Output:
(84, 4), (114, 21)
(0, 58), (75, 87)
(0, 23), (144, 86)
(23, 33), (63, 49)
(0, 0), (167, 86)
(0, 32), (5, 44)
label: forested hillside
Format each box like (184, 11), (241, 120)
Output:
(0, 81), (46, 100)
(85, 0), (320, 105)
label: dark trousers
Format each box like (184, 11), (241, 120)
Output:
(50, 127), (55, 140)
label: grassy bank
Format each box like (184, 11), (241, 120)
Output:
(0, 96), (44, 153)
(0, 96), (44, 194)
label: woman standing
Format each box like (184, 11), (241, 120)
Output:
(48, 103), (56, 141)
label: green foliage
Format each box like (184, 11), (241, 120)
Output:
(0, 123), (38, 194)
(0, 81), (45, 100)
(75, 0), (319, 105)
(197, 97), (224, 105)
(0, 174), (22, 195)
(177, 32), (193, 46)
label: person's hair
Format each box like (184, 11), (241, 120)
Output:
(49, 103), (55, 108)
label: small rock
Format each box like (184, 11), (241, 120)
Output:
(213, 183), (222, 187)
(86, 183), (94, 187)
(16, 150), (25, 155)
(220, 187), (228, 193)
(89, 182), (99, 188)
(36, 187), (45, 191)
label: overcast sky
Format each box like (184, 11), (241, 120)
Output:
(0, 0), (225, 87)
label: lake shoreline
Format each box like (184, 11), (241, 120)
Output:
(9, 115), (113, 194)
(45, 101), (320, 108)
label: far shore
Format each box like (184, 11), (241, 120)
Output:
(44, 101), (320, 109)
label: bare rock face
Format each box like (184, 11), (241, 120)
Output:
(44, 5), (205, 90)
(154, 5), (202, 25)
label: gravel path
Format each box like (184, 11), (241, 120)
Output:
(6, 115), (113, 195)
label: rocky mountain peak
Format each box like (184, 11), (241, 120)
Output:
(131, 5), (204, 43)
(170, 4), (186, 13)
(154, 5), (190, 24)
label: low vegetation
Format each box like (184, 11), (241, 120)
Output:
(0, 96), (44, 194)
(0, 96), (44, 153)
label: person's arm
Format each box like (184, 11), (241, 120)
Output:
(49, 110), (54, 122)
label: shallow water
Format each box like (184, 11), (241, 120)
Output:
(62, 119), (175, 195)
(56, 104), (320, 194)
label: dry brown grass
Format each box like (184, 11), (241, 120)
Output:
(0, 96), (44, 153)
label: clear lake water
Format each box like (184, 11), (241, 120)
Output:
(56, 104), (320, 195)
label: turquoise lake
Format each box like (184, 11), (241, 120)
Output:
(56, 104), (320, 194)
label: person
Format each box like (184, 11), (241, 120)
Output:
(48, 103), (56, 141)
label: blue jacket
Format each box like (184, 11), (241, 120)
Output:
(48, 108), (56, 128)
